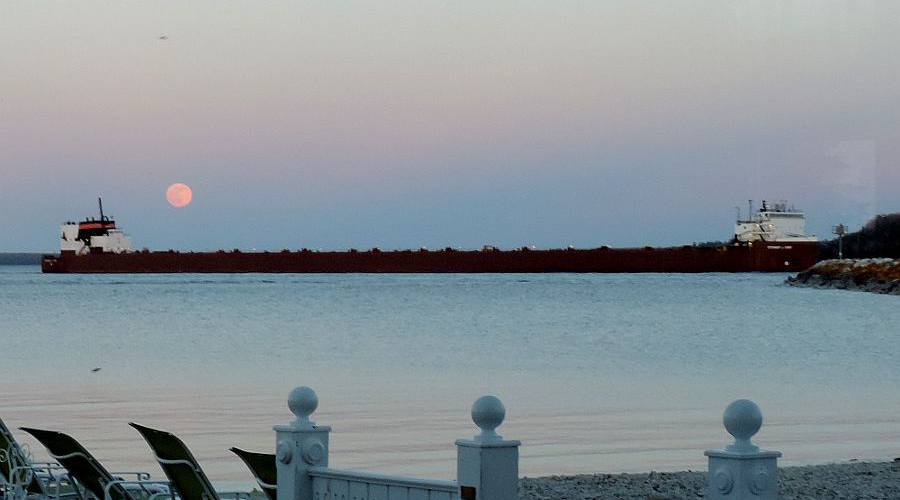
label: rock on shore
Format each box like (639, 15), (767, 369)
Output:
(786, 259), (900, 295)
(520, 460), (900, 499)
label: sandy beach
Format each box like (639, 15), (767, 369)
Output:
(520, 461), (900, 499)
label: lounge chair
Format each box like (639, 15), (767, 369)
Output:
(128, 424), (248, 500)
(19, 428), (169, 500)
(0, 417), (72, 499)
(228, 449), (275, 500)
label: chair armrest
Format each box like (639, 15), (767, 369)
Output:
(216, 491), (252, 500)
(104, 479), (172, 500)
(111, 471), (153, 481)
(8, 464), (73, 498)
(23, 463), (67, 472)
(32, 463), (71, 479)
(30, 461), (62, 468)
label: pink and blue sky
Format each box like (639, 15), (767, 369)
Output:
(1, 1), (898, 251)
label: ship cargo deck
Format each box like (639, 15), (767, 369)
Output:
(41, 243), (818, 273)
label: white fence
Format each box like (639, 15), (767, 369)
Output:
(309, 467), (458, 500)
(272, 388), (779, 500)
(274, 387), (517, 500)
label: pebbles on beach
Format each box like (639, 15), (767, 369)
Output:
(519, 461), (900, 499)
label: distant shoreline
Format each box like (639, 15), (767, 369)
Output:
(521, 460), (899, 499)
(0, 253), (45, 265)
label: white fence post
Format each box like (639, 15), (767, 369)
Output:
(456, 396), (520, 500)
(704, 399), (781, 500)
(275, 386), (330, 500)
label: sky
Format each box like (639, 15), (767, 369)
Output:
(1, 1), (899, 251)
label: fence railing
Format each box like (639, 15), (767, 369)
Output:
(272, 387), (781, 500)
(309, 467), (458, 500)
(274, 388), (517, 500)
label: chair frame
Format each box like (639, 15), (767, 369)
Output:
(228, 448), (276, 500)
(19, 428), (170, 500)
(129, 424), (250, 500)
(1, 418), (75, 500)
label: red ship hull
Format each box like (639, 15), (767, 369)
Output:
(41, 243), (818, 273)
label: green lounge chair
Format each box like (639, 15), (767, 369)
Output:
(128, 424), (249, 500)
(0, 417), (72, 499)
(228, 449), (275, 500)
(20, 428), (169, 500)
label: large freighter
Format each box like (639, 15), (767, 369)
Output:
(42, 199), (818, 273)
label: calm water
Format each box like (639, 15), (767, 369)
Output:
(1, 266), (898, 486)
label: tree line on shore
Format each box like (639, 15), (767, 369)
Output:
(0, 253), (43, 265)
(819, 213), (900, 260)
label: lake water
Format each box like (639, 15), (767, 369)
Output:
(1, 266), (898, 487)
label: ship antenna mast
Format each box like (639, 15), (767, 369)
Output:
(98, 197), (105, 221)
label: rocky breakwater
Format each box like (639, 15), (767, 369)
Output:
(787, 258), (900, 295)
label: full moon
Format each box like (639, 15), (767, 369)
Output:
(166, 183), (193, 208)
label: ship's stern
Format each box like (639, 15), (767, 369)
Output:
(41, 254), (62, 273)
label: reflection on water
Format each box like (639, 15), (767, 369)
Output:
(1, 266), (898, 483)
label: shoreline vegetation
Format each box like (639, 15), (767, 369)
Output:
(787, 258), (900, 295)
(0, 253), (44, 265)
(521, 460), (900, 499)
(817, 213), (900, 260)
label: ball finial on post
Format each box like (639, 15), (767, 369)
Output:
(723, 399), (763, 453)
(706, 399), (780, 499)
(288, 386), (318, 429)
(471, 395), (506, 442)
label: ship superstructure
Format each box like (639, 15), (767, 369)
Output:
(734, 200), (817, 244)
(60, 198), (133, 255)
